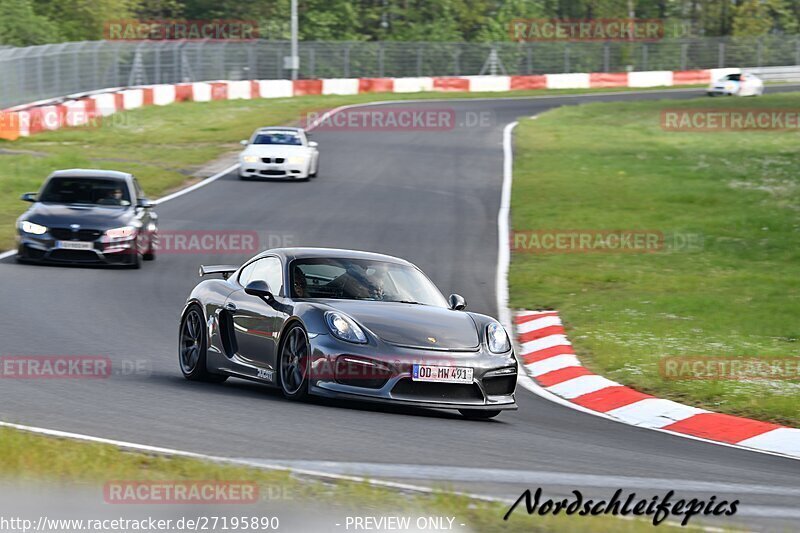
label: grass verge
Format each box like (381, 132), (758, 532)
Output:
(0, 84), (704, 252)
(510, 92), (800, 426)
(0, 426), (663, 532)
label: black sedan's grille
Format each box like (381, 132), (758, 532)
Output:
(391, 379), (484, 402)
(50, 228), (102, 241)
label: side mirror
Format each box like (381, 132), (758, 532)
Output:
(308, 141), (318, 148)
(21, 192), (37, 202)
(448, 294), (467, 311)
(240, 140), (248, 146)
(245, 280), (273, 300)
(137, 198), (155, 209)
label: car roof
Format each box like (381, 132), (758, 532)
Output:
(48, 169), (132, 181)
(255, 127), (303, 134)
(257, 247), (414, 266)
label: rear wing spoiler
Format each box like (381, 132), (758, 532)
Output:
(198, 265), (238, 280)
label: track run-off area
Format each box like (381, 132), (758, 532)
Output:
(2, 87), (800, 531)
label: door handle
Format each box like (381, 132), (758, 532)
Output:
(224, 303), (237, 312)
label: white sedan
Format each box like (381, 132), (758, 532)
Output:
(707, 72), (764, 97)
(239, 127), (319, 180)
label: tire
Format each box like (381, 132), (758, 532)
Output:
(278, 324), (310, 400)
(459, 409), (501, 420)
(309, 160), (318, 178)
(128, 245), (142, 269)
(179, 304), (228, 383)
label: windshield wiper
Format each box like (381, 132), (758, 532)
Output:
(395, 300), (425, 305)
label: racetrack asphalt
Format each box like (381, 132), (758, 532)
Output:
(2, 87), (799, 531)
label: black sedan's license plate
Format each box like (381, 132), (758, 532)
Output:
(412, 364), (473, 384)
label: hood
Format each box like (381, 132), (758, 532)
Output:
(23, 203), (134, 230)
(325, 300), (480, 351)
(243, 145), (310, 157)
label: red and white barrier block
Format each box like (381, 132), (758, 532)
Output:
(0, 69), (717, 141)
(516, 310), (800, 458)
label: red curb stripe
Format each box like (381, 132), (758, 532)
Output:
(433, 77), (470, 92)
(662, 413), (782, 444)
(521, 344), (574, 364)
(519, 325), (565, 343)
(515, 311), (559, 325)
(571, 386), (653, 412)
(536, 366), (592, 387)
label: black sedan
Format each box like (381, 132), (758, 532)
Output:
(180, 248), (518, 418)
(16, 169), (158, 268)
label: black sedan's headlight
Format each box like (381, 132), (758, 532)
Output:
(19, 220), (47, 235)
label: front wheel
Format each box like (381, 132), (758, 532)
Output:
(279, 324), (310, 400)
(459, 409), (501, 420)
(179, 305), (228, 383)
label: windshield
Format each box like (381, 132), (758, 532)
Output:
(290, 258), (448, 307)
(39, 177), (131, 207)
(252, 132), (302, 146)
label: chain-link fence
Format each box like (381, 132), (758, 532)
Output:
(2, 37), (800, 109)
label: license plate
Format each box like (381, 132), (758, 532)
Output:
(412, 364), (473, 384)
(57, 241), (94, 250)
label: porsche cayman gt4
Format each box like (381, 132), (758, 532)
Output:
(179, 248), (518, 418)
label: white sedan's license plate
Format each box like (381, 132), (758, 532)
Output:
(57, 241), (94, 250)
(412, 364), (473, 384)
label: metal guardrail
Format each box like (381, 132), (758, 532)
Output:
(747, 65), (800, 82)
(2, 37), (800, 109)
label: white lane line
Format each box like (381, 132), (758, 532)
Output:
(498, 117), (800, 462)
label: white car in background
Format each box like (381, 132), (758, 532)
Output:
(239, 127), (319, 181)
(707, 72), (764, 96)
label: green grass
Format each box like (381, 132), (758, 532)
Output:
(0, 426), (669, 533)
(510, 93), (800, 426)
(0, 84), (703, 252)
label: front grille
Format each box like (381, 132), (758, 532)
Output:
(49, 249), (100, 262)
(261, 158), (286, 164)
(391, 379), (483, 402)
(483, 375), (517, 395)
(50, 228), (102, 241)
(260, 170), (286, 176)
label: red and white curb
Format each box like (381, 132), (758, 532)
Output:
(0, 67), (740, 141)
(515, 310), (800, 459)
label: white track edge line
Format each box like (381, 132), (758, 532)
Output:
(497, 117), (800, 464)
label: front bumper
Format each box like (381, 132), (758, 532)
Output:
(239, 160), (309, 179)
(307, 333), (518, 411)
(17, 232), (139, 265)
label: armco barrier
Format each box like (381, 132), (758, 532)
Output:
(0, 69), (724, 141)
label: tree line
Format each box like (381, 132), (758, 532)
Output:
(1, 0), (798, 47)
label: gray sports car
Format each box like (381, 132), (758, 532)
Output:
(179, 248), (518, 418)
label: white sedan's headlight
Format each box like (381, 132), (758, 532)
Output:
(19, 220), (47, 235)
(487, 322), (511, 353)
(325, 311), (368, 344)
(103, 226), (137, 241)
(242, 155), (259, 163)
(288, 156), (306, 165)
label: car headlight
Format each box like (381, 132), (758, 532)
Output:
(325, 311), (368, 344)
(487, 322), (511, 353)
(288, 156), (306, 165)
(19, 220), (47, 235)
(242, 155), (259, 163)
(103, 226), (137, 241)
